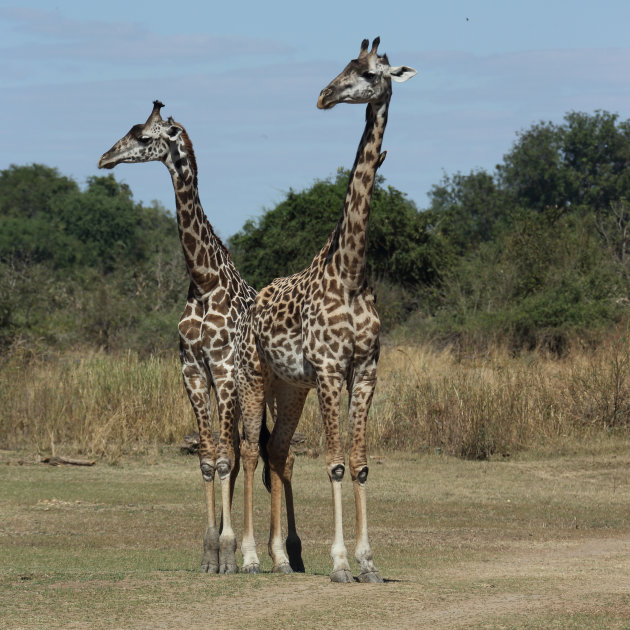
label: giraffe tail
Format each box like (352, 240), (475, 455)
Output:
(259, 407), (272, 493)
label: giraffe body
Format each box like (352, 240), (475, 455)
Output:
(98, 102), (303, 574)
(236, 38), (415, 581)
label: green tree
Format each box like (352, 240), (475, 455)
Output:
(229, 169), (445, 289)
(0, 164), (82, 265)
(497, 110), (630, 216)
(416, 210), (625, 350)
(428, 169), (507, 254)
(0, 164), (185, 353)
(54, 175), (141, 271)
(0, 164), (78, 219)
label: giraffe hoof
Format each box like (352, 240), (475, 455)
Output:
(272, 563), (293, 575)
(201, 561), (219, 574)
(219, 563), (239, 575)
(357, 570), (383, 583)
(241, 563), (260, 574)
(330, 569), (354, 583)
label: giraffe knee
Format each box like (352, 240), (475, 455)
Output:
(357, 466), (369, 484)
(200, 459), (215, 481)
(330, 464), (345, 482)
(216, 457), (232, 480)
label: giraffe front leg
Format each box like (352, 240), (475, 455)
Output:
(329, 473), (353, 582)
(240, 436), (261, 573)
(216, 390), (240, 575)
(180, 355), (221, 573)
(349, 375), (382, 583)
(317, 376), (353, 583)
(218, 473), (238, 574)
(353, 481), (381, 582)
(201, 477), (220, 574)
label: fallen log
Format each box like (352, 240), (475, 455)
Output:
(41, 456), (96, 467)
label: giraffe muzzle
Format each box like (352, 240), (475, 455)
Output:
(97, 154), (116, 170)
(317, 88), (336, 110)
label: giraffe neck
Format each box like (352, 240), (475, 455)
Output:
(332, 93), (390, 291)
(165, 132), (230, 297)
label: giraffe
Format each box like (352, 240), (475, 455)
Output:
(98, 101), (304, 575)
(235, 38), (416, 582)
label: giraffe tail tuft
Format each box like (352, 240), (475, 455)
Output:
(259, 407), (272, 493)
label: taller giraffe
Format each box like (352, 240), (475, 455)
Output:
(236, 38), (416, 582)
(98, 101), (303, 575)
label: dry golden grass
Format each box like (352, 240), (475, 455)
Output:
(0, 350), (197, 458)
(1, 335), (630, 459)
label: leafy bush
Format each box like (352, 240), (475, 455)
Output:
(229, 168), (445, 291)
(0, 165), (186, 354)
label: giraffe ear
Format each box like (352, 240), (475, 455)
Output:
(390, 65), (417, 82)
(167, 124), (183, 139)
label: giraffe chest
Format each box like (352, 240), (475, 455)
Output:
(254, 283), (380, 384)
(254, 299), (316, 387)
(179, 283), (253, 370)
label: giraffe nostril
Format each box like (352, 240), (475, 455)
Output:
(317, 88), (335, 109)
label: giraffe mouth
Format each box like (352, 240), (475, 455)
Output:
(98, 152), (126, 169)
(317, 89), (337, 110)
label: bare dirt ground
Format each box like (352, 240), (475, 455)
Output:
(132, 535), (629, 630)
(1, 449), (629, 629)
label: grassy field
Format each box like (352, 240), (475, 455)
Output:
(1, 445), (629, 629)
(3, 338), (630, 460)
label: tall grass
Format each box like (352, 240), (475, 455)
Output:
(1, 337), (629, 460)
(0, 349), (197, 458)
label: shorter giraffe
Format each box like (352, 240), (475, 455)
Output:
(236, 38), (415, 582)
(98, 101), (304, 575)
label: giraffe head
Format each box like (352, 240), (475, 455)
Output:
(317, 37), (416, 110)
(98, 100), (187, 169)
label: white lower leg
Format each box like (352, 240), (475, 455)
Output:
(241, 534), (259, 571)
(353, 481), (382, 582)
(269, 474), (290, 571)
(201, 480), (219, 572)
(269, 531), (290, 569)
(219, 474), (237, 573)
(240, 444), (260, 572)
(354, 482), (376, 572)
(330, 480), (350, 575)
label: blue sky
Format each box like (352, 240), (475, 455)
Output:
(3, 1), (630, 239)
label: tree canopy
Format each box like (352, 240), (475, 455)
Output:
(3, 110), (630, 353)
(229, 168), (444, 289)
(0, 164), (186, 353)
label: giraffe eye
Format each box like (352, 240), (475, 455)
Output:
(139, 135), (150, 143)
(362, 71), (376, 81)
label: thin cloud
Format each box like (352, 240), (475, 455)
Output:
(418, 47), (630, 106)
(0, 7), (294, 64)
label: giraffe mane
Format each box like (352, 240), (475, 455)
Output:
(175, 124), (198, 179)
(175, 124), (231, 257)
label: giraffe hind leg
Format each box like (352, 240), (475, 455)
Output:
(180, 350), (222, 573)
(267, 384), (308, 574)
(349, 374), (383, 583)
(283, 450), (305, 572)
